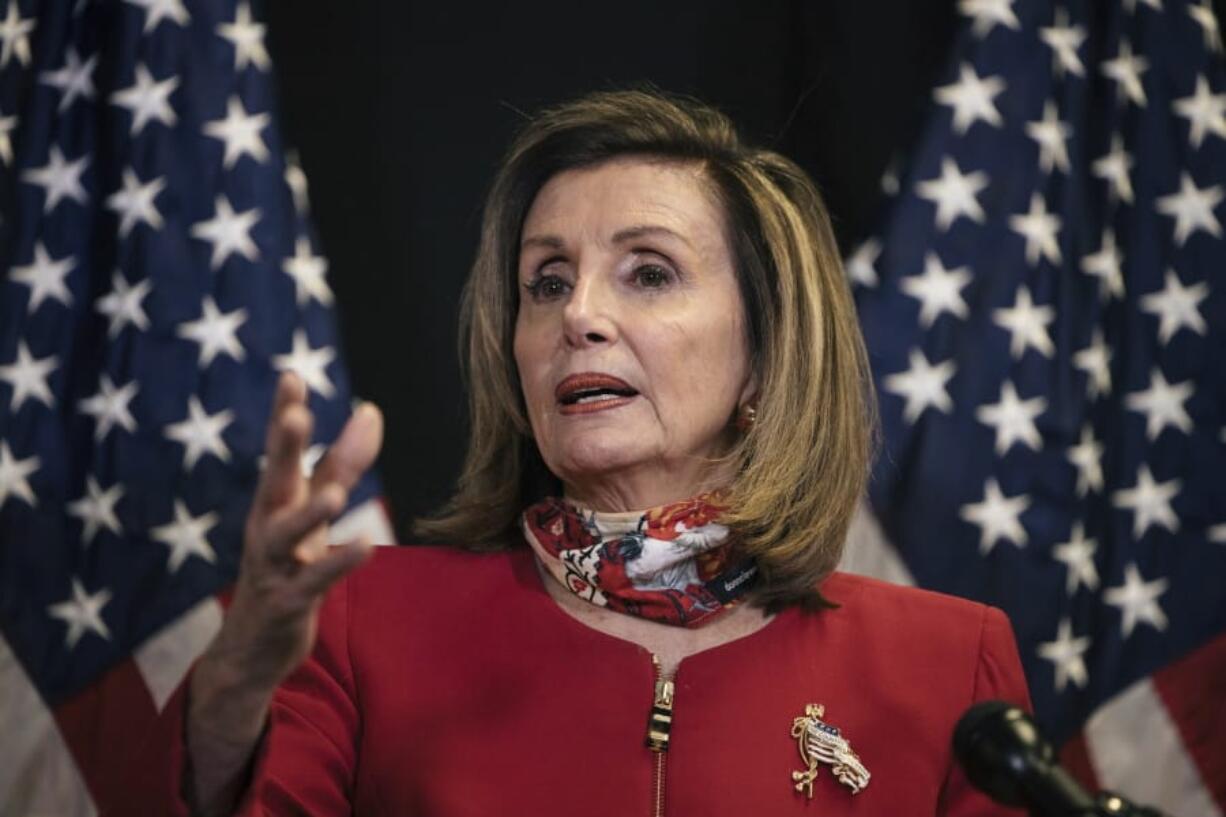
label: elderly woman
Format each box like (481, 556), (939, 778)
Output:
(148, 90), (1029, 816)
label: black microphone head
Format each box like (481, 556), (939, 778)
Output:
(952, 700), (1052, 807)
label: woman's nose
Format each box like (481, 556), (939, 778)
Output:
(562, 273), (618, 347)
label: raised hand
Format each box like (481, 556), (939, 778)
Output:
(185, 372), (383, 815)
(221, 371), (382, 685)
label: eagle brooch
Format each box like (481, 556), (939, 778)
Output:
(790, 703), (871, 798)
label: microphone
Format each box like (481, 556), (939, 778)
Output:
(952, 701), (1169, 817)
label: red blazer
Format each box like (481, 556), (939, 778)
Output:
(128, 546), (1030, 816)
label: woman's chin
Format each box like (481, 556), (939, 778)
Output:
(548, 435), (658, 485)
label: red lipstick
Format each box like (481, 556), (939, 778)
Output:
(555, 373), (638, 415)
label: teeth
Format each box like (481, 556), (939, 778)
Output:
(563, 388), (636, 405)
(560, 385), (637, 405)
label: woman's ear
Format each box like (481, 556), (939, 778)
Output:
(737, 368), (759, 410)
(734, 373), (759, 433)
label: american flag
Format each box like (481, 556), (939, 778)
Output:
(0, 1), (390, 814)
(843, 0), (1226, 813)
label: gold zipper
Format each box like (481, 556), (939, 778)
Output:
(646, 655), (675, 816)
(653, 752), (667, 817)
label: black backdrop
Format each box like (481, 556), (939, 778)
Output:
(259, 1), (1223, 537)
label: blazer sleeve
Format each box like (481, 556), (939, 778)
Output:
(937, 605), (1033, 817)
(234, 573), (360, 815)
(114, 576), (360, 817)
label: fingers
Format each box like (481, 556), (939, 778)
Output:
(251, 376), (382, 577)
(257, 373), (312, 511)
(310, 401), (384, 494)
(271, 369), (306, 420)
(297, 537), (373, 596)
(262, 482), (347, 564)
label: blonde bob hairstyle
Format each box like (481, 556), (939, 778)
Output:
(416, 89), (877, 611)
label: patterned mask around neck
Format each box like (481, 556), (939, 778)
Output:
(520, 493), (758, 628)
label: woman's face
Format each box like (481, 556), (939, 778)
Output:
(513, 157), (755, 511)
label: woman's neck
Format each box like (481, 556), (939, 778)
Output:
(562, 460), (735, 513)
(533, 556), (773, 678)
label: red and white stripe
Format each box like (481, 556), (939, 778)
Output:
(841, 502), (1226, 816)
(0, 498), (393, 817)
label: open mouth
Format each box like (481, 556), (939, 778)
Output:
(555, 373), (639, 409)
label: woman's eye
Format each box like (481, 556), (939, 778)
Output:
(634, 264), (672, 288)
(525, 275), (569, 300)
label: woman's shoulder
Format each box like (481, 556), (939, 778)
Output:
(805, 571), (1030, 711)
(822, 569), (993, 613)
(343, 543), (533, 595)
(363, 542), (521, 564)
(816, 570), (1017, 653)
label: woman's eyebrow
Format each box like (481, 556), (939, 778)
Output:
(520, 234), (565, 251)
(611, 224), (692, 248)
(521, 225), (692, 252)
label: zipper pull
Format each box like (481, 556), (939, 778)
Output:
(646, 675), (675, 752)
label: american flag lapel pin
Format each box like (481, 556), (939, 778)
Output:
(790, 704), (871, 798)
